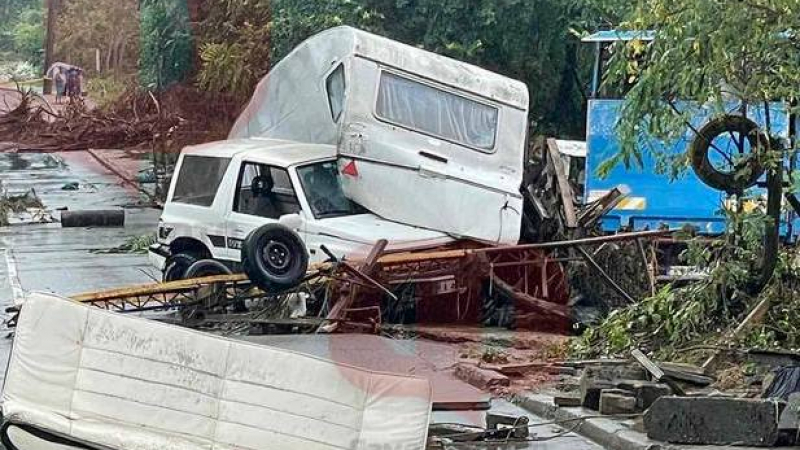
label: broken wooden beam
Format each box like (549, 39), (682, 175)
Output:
(491, 277), (571, 324)
(546, 138), (578, 228)
(321, 239), (388, 332)
(631, 349), (685, 395)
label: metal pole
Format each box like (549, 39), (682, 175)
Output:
(477, 229), (673, 254)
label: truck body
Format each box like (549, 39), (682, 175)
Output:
(230, 26), (530, 244)
(582, 31), (798, 239)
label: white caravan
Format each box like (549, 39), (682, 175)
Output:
(230, 26), (530, 244)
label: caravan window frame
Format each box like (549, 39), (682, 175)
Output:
(324, 62), (347, 122)
(372, 68), (500, 154)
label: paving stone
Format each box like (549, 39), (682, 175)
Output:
(778, 392), (800, 431)
(554, 395), (581, 407)
(454, 363), (510, 390)
(615, 379), (672, 410)
(599, 389), (636, 415)
(583, 364), (648, 382)
(644, 396), (786, 446)
(579, 374), (614, 410)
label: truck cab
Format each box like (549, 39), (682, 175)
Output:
(149, 138), (454, 279)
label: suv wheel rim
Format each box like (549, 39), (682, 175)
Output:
(262, 240), (291, 273)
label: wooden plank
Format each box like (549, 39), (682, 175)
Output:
(546, 138), (578, 228)
(71, 273), (249, 302)
(321, 240), (388, 332)
(491, 277), (571, 323)
(631, 349), (685, 395)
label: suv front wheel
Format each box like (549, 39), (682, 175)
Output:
(241, 224), (309, 292)
(163, 253), (198, 282)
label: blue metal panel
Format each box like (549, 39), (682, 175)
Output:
(585, 99), (792, 235)
(582, 30), (656, 43)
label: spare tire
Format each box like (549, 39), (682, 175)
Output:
(241, 224), (308, 291)
(185, 259), (233, 278)
(689, 115), (768, 192)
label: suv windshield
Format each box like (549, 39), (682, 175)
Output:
(297, 161), (365, 219)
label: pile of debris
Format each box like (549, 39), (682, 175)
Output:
(544, 349), (800, 447)
(0, 185), (44, 226)
(0, 85), (238, 153)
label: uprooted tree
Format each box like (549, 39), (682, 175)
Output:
(576, 0), (800, 359)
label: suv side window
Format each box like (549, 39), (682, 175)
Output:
(233, 162), (301, 219)
(172, 155), (231, 206)
(325, 63), (345, 122)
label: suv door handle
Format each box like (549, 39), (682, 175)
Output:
(419, 151), (448, 164)
(234, 226), (246, 233)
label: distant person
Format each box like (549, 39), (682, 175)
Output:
(54, 68), (66, 104)
(66, 67), (83, 100)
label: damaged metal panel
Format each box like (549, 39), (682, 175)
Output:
(2, 293), (432, 450)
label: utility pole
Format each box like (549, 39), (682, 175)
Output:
(42, 0), (59, 95)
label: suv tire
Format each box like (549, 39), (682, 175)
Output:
(185, 259), (233, 278)
(163, 253), (198, 282)
(242, 224), (308, 291)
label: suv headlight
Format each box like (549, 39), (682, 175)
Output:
(158, 225), (174, 240)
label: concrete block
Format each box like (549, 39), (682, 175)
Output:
(779, 392), (800, 431)
(553, 395), (581, 407)
(583, 364), (648, 382)
(644, 396), (786, 446)
(579, 374), (614, 410)
(454, 363), (510, 390)
(599, 389), (636, 415)
(615, 380), (672, 410)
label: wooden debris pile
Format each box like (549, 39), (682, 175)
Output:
(0, 89), (178, 151)
(0, 85), (238, 152)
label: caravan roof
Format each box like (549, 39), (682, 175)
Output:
(247, 26), (527, 110)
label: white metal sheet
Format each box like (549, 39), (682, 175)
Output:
(2, 293), (432, 450)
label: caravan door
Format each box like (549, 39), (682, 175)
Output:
(340, 62), (526, 244)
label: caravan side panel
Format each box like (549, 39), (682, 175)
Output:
(339, 57), (525, 244)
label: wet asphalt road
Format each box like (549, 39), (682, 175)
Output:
(0, 151), (161, 386)
(0, 151), (604, 450)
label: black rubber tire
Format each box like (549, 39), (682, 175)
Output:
(163, 253), (198, 282)
(241, 224), (309, 291)
(184, 259), (233, 278)
(689, 115), (768, 192)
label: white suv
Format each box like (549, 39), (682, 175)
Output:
(150, 138), (454, 286)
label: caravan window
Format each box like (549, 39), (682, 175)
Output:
(376, 72), (499, 151)
(326, 64), (346, 122)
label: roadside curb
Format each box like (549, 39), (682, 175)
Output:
(512, 393), (665, 450)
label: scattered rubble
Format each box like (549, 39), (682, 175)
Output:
(0, 187), (44, 226)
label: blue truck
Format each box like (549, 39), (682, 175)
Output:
(581, 30), (798, 242)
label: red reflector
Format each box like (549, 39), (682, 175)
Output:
(342, 160), (359, 177)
